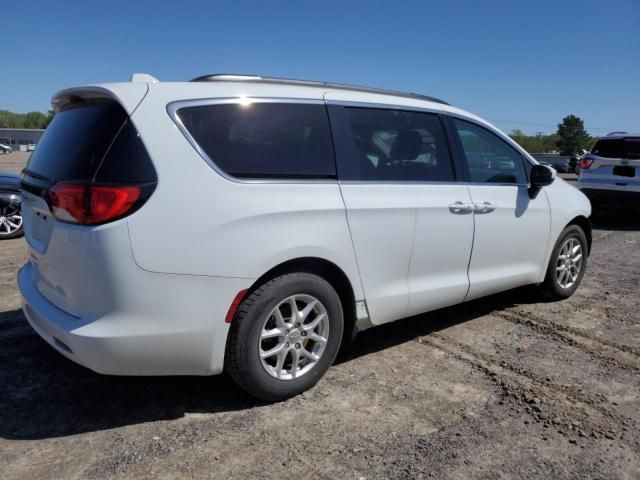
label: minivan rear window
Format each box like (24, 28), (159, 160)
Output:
(592, 138), (640, 159)
(25, 100), (127, 182)
(177, 103), (336, 179)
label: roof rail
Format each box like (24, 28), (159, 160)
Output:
(606, 131), (628, 136)
(190, 74), (449, 105)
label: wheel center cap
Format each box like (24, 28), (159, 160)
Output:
(288, 329), (302, 343)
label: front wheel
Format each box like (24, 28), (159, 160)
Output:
(225, 272), (344, 401)
(539, 224), (588, 300)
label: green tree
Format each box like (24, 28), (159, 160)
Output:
(0, 109), (52, 129)
(43, 110), (55, 128)
(555, 115), (591, 155)
(509, 130), (561, 154)
(23, 111), (47, 129)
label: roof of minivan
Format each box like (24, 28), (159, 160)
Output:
(190, 74), (450, 105)
(51, 73), (491, 135)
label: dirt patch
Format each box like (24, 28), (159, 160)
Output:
(0, 171), (638, 478)
(0, 151), (29, 174)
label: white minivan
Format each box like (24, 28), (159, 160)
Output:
(19, 74), (591, 400)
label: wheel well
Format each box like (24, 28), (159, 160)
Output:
(250, 257), (357, 345)
(568, 215), (592, 254)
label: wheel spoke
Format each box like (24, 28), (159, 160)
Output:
(261, 327), (285, 340)
(288, 297), (300, 322)
(300, 299), (318, 321)
(303, 313), (326, 332)
(560, 270), (568, 285)
(273, 308), (287, 330)
(308, 331), (327, 344)
(300, 347), (319, 362)
(290, 348), (300, 378)
(274, 350), (287, 377)
(261, 342), (286, 359)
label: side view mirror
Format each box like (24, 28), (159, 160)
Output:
(529, 164), (555, 198)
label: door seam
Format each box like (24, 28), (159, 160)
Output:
(463, 185), (475, 301)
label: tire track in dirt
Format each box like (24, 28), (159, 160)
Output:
(417, 332), (634, 442)
(495, 310), (640, 370)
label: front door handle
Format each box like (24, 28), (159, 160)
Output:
(473, 202), (497, 214)
(449, 201), (474, 214)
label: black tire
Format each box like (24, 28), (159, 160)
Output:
(0, 225), (23, 239)
(225, 272), (344, 401)
(539, 224), (588, 300)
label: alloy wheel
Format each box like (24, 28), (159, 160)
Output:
(0, 205), (22, 236)
(556, 237), (583, 289)
(259, 294), (329, 380)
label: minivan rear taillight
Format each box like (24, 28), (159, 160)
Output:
(48, 182), (152, 225)
(579, 156), (594, 169)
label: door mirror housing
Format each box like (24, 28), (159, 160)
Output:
(529, 164), (555, 198)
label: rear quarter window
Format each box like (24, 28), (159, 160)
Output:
(176, 102), (336, 179)
(592, 139), (624, 158)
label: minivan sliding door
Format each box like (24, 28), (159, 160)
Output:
(326, 99), (474, 324)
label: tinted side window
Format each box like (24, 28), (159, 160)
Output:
(342, 108), (454, 181)
(592, 139), (624, 158)
(177, 103), (336, 179)
(453, 119), (526, 184)
(94, 119), (157, 183)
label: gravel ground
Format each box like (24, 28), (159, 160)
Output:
(1, 152), (638, 479)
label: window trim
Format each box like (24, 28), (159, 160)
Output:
(446, 114), (532, 187)
(167, 97), (338, 184)
(327, 103), (462, 184)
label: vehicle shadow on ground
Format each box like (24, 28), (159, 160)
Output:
(336, 286), (541, 366)
(591, 207), (640, 232)
(0, 286), (541, 441)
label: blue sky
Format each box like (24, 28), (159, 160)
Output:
(2, 0), (638, 135)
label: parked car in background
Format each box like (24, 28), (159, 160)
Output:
(0, 172), (23, 239)
(0, 143), (11, 154)
(27, 144), (36, 152)
(578, 133), (640, 209)
(536, 157), (571, 173)
(18, 73), (591, 401)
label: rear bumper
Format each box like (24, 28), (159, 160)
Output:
(580, 188), (640, 207)
(18, 262), (251, 376)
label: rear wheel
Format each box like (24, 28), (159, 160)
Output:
(539, 225), (588, 300)
(225, 272), (343, 401)
(0, 204), (23, 239)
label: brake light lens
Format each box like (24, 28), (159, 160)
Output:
(49, 182), (143, 225)
(579, 157), (594, 169)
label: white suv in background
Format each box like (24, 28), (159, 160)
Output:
(18, 74), (591, 400)
(578, 133), (640, 209)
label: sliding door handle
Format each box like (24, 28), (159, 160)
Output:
(449, 201), (474, 214)
(473, 202), (497, 214)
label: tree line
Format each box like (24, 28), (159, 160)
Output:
(509, 115), (595, 155)
(0, 110), (54, 129)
